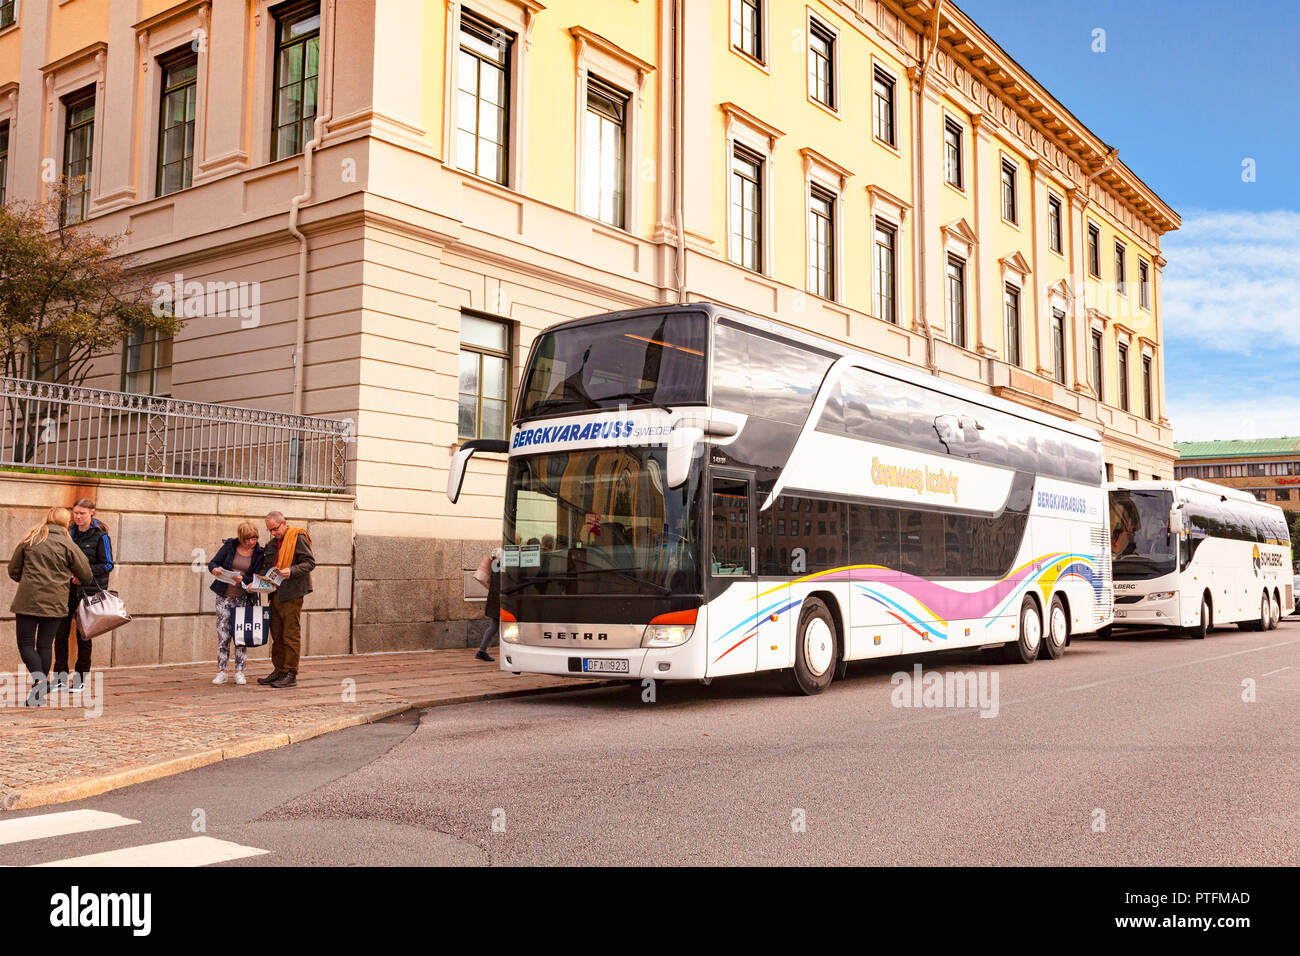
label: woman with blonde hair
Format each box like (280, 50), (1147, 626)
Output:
(205, 520), (266, 685)
(8, 507), (94, 707)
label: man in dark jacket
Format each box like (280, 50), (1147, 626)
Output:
(256, 511), (315, 689)
(53, 498), (113, 691)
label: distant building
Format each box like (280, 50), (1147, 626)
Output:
(1174, 438), (1300, 512)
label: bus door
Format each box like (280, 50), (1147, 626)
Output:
(707, 470), (760, 677)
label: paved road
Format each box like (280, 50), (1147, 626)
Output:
(3, 619), (1297, 866)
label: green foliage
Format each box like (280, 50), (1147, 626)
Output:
(0, 180), (182, 385)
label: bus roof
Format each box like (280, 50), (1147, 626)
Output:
(546, 301), (1102, 444)
(1109, 478), (1283, 511)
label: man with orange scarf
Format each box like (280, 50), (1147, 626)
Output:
(256, 510), (316, 688)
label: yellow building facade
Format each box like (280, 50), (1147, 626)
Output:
(0, 0), (1179, 650)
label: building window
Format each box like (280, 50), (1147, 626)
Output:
(1048, 194), (1063, 254)
(1051, 309), (1066, 385)
(808, 19), (835, 110)
(1004, 284), (1021, 366)
(1118, 342), (1130, 411)
(730, 0), (762, 62)
(807, 185), (835, 300)
(1139, 258), (1151, 310)
(271, 2), (321, 161)
(1142, 355), (1153, 420)
(0, 0), (13, 30)
(581, 76), (626, 228)
(157, 51), (199, 196)
(1278, 489), (1291, 502)
(873, 219), (897, 324)
(458, 314), (510, 441)
(946, 255), (966, 349)
(729, 145), (763, 272)
(62, 90), (96, 224)
(1114, 241), (1127, 295)
(872, 65), (895, 147)
(1000, 159), (1020, 224)
(943, 118), (963, 188)
(1091, 329), (1103, 400)
(1130, 469), (1139, 481)
(0, 121), (8, 206)
(456, 9), (511, 184)
(122, 327), (173, 397)
(1087, 223), (1100, 277)
(1105, 463), (1114, 481)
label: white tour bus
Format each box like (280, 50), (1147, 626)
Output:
(1108, 479), (1292, 637)
(448, 303), (1113, 694)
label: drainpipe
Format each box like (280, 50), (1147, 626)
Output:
(288, 0), (337, 416)
(672, 0), (687, 303)
(912, 1), (944, 376)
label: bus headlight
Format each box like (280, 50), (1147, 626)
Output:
(1146, 591), (1175, 602)
(501, 623), (521, 643)
(643, 624), (693, 647)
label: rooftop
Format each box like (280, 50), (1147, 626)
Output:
(1175, 438), (1300, 461)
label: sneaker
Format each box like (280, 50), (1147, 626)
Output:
(269, 670), (297, 689)
(475, 651), (495, 662)
(68, 674), (85, 696)
(212, 672), (229, 685)
(49, 675), (67, 691)
(234, 672), (247, 685)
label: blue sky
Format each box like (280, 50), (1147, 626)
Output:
(957, 0), (1300, 441)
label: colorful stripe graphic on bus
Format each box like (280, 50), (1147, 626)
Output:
(710, 553), (1100, 661)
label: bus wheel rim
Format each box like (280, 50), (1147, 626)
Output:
(804, 618), (834, 676)
(1051, 606), (1067, 645)
(1023, 607), (1041, 649)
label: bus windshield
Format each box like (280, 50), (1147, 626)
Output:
(502, 446), (702, 597)
(519, 312), (708, 419)
(1110, 489), (1176, 580)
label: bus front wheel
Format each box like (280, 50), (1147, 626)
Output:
(1001, 597), (1042, 664)
(1185, 596), (1209, 639)
(1040, 595), (1068, 660)
(785, 598), (837, 696)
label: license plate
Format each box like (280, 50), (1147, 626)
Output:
(1114, 610), (1127, 619)
(583, 658), (629, 674)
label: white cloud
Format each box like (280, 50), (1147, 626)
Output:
(1162, 209), (1300, 355)
(1169, 397), (1300, 444)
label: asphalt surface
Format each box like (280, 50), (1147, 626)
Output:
(3, 619), (1297, 866)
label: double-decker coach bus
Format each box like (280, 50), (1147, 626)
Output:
(1108, 479), (1292, 637)
(448, 303), (1113, 695)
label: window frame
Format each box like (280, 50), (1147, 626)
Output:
(872, 63), (897, 150)
(943, 116), (964, 191)
(806, 15), (838, 113)
(156, 48), (200, 197)
(1051, 309), (1067, 385)
(873, 217), (898, 325)
(1003, 282), (1022, 366)
(270, 0), (322, 162)
(946, 254), (966, 350)
(1000, 158), (1018, 226)
(1114, 240), (1127, 297)
(729, 143), (765, 274)
(579, 73), (628, 229)
(1142, 353), (1153, 420)
(457, 312), (513, 443)
(807, 183), (837, 301)
(1138, 257), (1151, 311)
(1087, 222), (1101, 278)
(1117, 341), (1131, 412)
(0, 0), (14, 32)
(61, 88), (97, 224)
(120, 325), (174, 398)
(0, 120), (8, 206)
(729, 0), (766, 67)
(454, 7), (513, 186)
(1047, 193), (1063, 255)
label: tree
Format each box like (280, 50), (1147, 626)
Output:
(0, 180), (180, 385)
(0, 180), (182, 463)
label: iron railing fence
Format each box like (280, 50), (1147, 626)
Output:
(0, 376), (349, 492)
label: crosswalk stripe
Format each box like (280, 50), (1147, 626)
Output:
(0, 810), (140, 847)
(35, 836), (269, 868)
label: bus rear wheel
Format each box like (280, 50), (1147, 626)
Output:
(1185, 595), (1209, 639)
(785, 598), (837, 696)
(1269, 592), (1281, 630)
(1040, 595), (1068, 660)
(1001, 597), (1042, 664)
(1242, 592), (1268, 632)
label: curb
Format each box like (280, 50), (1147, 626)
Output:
(1, 679), (616, 812)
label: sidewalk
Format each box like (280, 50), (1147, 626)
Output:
(1, 651), (605, 811)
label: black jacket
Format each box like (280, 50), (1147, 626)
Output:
(259, 531), (315, 602)
(207, 538), (267, 598)
(68, 520), (113, 599)
(485, 562), (501, 619)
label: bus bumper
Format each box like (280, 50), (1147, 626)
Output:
(496, 638), (706, 681)
(1111, 593), (1180, 628)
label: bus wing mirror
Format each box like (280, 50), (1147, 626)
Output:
(447, 438), (509, 503)
(667, 426), (704, 488)
(1169, 508), (1184, 536)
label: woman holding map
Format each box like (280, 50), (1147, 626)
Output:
(206, 521), (266, 685)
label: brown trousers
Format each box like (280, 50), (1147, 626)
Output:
(269, 596), (305, 673)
